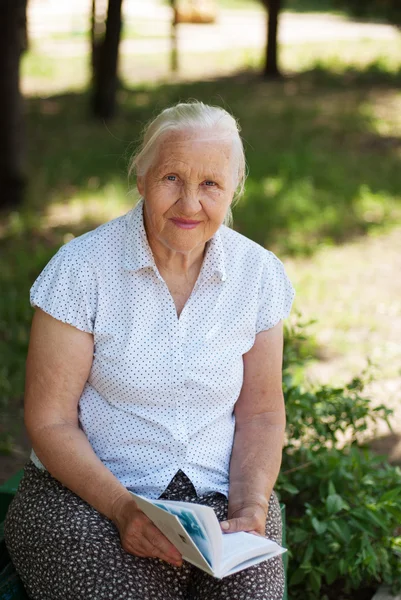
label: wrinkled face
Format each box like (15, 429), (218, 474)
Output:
(137, 130), (237, 255)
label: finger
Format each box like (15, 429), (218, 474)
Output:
(125, 534), (182, 565)
(220, 517), (257, 533)
(143, 525), (183, 562)
(127, 518), (182, 560)
(125, 543), (181, 566)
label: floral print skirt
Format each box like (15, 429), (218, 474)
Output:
(4, 461), (285, 600)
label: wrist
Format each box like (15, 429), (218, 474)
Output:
(110, 490), (136, 526)
(228, 491), (270, 512)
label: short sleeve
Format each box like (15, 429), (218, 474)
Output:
(30, 245), (98, 333)
(255, 252), (296, 333)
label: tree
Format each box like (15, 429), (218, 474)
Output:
(0, 0), (27, 208)
(90, 0), (124, 120)
(259, 0), (283, 78)
(169, 1), (217, 74)
(170, 0), (179, 73)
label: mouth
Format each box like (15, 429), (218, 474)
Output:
(170, 218), (202, 230)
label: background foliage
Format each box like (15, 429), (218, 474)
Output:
(279, 320), (401, 599)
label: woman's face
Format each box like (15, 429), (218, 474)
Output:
(137, 130), (237, 256)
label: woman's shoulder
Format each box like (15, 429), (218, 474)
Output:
(56, 210), (132, 267)
(219, 225), (280, 270)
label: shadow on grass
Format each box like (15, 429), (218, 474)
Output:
(285, 0), (400, 23)
(4, 59), (399, 252)
(284, 0), (345, 14)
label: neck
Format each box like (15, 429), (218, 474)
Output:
(153, 244), (205, 279)
(145, 229), (206, 279)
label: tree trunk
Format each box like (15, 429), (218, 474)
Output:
(263, 0), (282, 79)
(19, 0), (29, 53)
(0, 0), (26, 208)
(170, 0), (179, 73)
(90, 0), (97, 72)
(90, 0), (124, 120)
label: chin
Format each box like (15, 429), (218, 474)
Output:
(168, 241), (203, 254)
(162, 233), (204, 252)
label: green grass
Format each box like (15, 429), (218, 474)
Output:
(217, 0), (344, 13)
(216, 0), (262, 10)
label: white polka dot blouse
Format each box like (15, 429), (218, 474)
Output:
(29, 199), (296, 499)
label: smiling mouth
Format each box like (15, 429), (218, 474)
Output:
(170, 218), (201, 229)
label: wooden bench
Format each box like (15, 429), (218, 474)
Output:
(0, 471), (288, 600)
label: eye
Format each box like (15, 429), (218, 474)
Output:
(203, 180), (217, 187)
(166, 175), (177, 182)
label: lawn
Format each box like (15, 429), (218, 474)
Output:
(1, 23), (401, 471)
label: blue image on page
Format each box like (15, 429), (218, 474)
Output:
(154, 503), (212, 566)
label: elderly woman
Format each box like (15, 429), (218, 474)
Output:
(5, 101), (295, 600)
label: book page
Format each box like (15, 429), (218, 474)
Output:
(223, 550), (286, 578)
(220, 531), (286, 577)
(155, 498), (222, 567)
(130, 493), (215, 575)
(152, 500), (213, 567)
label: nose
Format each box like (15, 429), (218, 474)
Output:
(178, 183), (202, 215)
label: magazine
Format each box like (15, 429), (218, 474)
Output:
(130, 492), (286, 579)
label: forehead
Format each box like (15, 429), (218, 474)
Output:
(153, 130), (235, 173)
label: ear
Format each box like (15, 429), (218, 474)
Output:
(137, 175), (145, 196)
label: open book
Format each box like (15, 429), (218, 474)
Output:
(130, 492), (286, 579)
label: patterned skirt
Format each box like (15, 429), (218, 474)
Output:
(4, 461), (285, 600)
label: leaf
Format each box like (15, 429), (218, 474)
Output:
(328, 519), (351, 543)
(303, 543), (314, 564)
(365, 509), (389, 530)
(325, 562), (339, 585)
(309, 570), (322, 595)
(290, 567), (307, 585)
(379, 487), (401, 503)
(339, 558), (347, 575)
(386, 505), (401, 520)
(326, 493), (350, 515)
(311, 517), (327, 535)
(328, 481), (336, 496)
(280, 482), (300, 495)
(292, 528), (310, 543)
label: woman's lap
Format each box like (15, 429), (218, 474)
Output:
(4, 462), (284, 600)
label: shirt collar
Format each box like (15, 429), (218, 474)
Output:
(123, 199), (156, 272)
(123, 198), (227, 282)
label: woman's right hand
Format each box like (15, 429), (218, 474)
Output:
(111, 494), (183, 567)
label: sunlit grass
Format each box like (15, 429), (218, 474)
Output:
(216, 0), (262, 10)
(43, 182), (136, 230)
(22, 52), (89, 95)
(22, 34), (401, 96)
(281, 38), (401, 75)
(286, 224), (401, 391)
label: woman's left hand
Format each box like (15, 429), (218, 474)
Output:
(220, 503), (267, 536)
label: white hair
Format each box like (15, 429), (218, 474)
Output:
(128, 101), (247, 227)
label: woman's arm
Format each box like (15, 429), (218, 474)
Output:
(221, 320), (286, 536)
(24, 308), (182, 566)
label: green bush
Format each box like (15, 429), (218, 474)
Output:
(279, 321), (401, 599)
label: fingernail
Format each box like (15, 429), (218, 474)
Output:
(221, 521), (229, 530)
